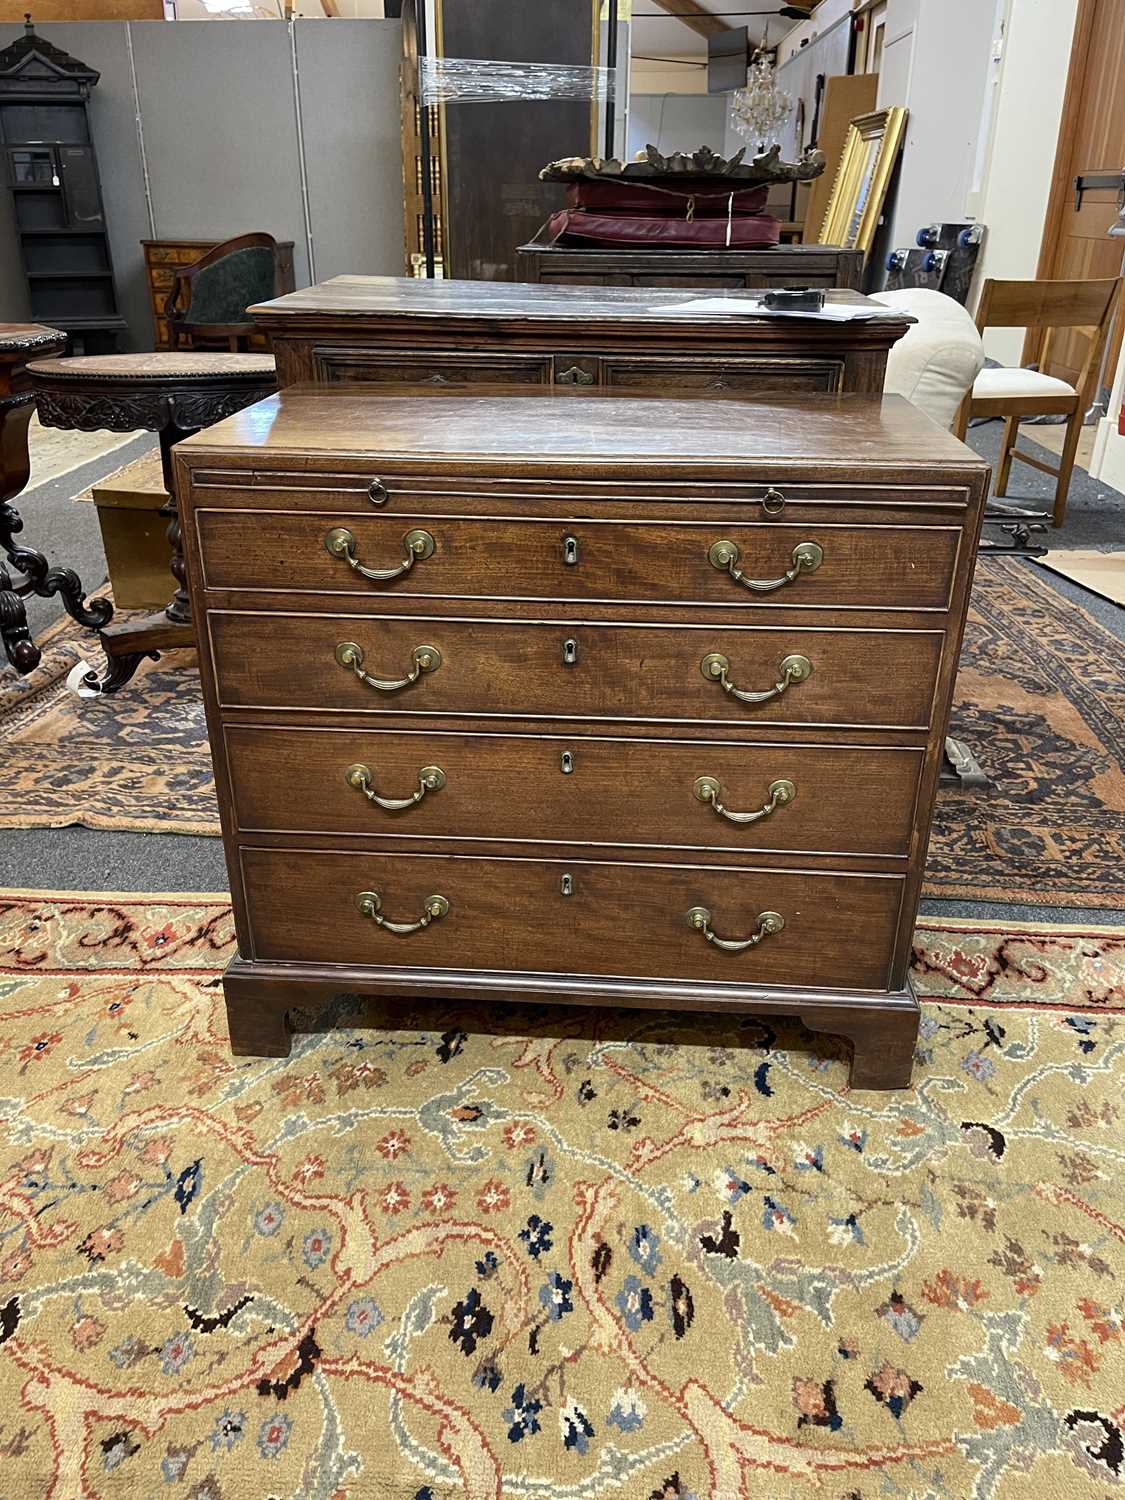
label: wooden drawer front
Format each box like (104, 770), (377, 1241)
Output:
(196, 510), (959, 611)
(225, 725), (923, 857)
(208, 612), (943, 729)
(189, 473), (972, 518)
(148, 265), (176, 292)
(311, 348), (554, 386)
(146, 244), (207, 266)
(599, 355), (844, 395)
(241, 847), (903, 991)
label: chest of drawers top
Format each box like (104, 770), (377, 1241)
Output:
(177, 385), (970, 485)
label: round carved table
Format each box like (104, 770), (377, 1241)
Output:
(1, 323), (113, 673)
(29, 351), (276, 693)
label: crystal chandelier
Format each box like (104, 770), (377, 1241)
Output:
(730, 49), (793, 152)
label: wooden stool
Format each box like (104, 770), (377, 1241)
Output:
(29, 351), (276, 693)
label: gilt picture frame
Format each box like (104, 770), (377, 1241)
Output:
(818, 106), (907, 257)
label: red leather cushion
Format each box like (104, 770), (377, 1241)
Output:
(546, 209), (781, 249)
(565, 179), (770, 217)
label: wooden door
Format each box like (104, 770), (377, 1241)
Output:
(1034, 0), (1125, 388)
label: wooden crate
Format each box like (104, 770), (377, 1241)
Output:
(88, 451), (170, 610)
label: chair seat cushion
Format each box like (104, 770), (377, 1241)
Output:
(972, 366), (1076, 400)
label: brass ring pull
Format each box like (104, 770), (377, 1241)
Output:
(355, 888), (449, 935)
(708, 538), (823, 593)
(761, 486), (786, 516)
(686, 905), (785, 953)
(700, 651), (812, 705)
(345, 762), (446, 810)
(324, 526), (435, 582)
(693, 775), (795, 825)
(335, 640), (441, 693)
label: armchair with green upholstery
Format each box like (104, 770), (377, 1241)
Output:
(164, 232), (283, 351)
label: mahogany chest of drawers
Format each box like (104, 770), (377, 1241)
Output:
(249, 274), (912, 400)
(176, 388), (988, 1090)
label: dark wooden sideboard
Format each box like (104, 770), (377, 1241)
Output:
(250, 276), (912, 398)
(176, 388), (987, 1089)
(517, 236), (864, 291)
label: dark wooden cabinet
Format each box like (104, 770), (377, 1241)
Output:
(176, 387), (988, 1090)
(518, 236), (864, 292)
(251, 275), (914, 398)
(0, 23), (125, 352)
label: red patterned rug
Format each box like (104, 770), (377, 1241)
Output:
(0, 889), (1122, 1499)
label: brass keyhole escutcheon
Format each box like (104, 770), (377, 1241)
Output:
(562, 638), (579, 666)
(563, 535), (580, 565)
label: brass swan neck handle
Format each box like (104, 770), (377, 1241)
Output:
(345, 762), (446, 811)
(686, 906), (785, 953)
(335, 640), (441, 693)
(355, 889), (449, 936)
(708, 538), (823, 593)
(693, 776), (795, 825)
(700, 651), (812, 705)
(325, 526), (435, 583)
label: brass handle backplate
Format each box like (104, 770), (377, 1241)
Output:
(345, 762), (446, 811)
(335, 640), (441, 693)
(325, 526), (435, 582)
(556, 364), (596, 385)
(708, 538), (823, 593)
(686, 905), (785, 953)
(700, 651), (812, 705)
(356, 888), (449, 935)
(693, 775), (796, 825)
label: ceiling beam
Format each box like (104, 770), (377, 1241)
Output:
(645, 0), (732, 41)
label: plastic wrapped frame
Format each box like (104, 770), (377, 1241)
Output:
(421, 56), (616, 106)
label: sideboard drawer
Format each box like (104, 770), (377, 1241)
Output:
(208, 611), (944, 729)
(225, 724), (924, 856)
(240, 846), (904, 992)
(196, 510), (960, 611)
(311, 347), (554, 386)
(600, 355), (845, 395)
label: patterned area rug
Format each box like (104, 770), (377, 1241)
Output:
(0, 890), (1122, 1500)
(928, 558), (1125, 907)
(1, 559), (1122, 908)
(0, 599), (215, 836)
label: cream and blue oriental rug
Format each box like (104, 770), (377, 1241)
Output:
(0, 889), (1122, 1498)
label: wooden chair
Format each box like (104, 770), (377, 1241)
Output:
(165, 232), (284, 352)
(954, 275), (1124, 526)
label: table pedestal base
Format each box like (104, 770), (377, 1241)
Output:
(77, 612), (195, 695)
